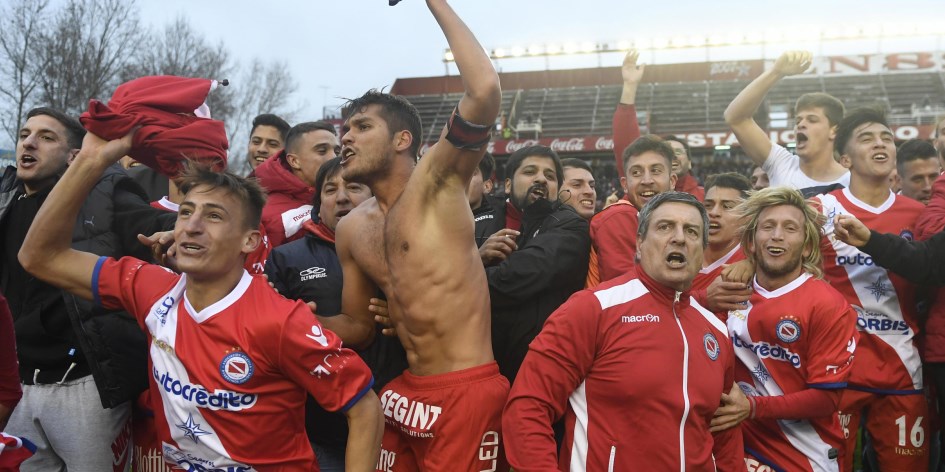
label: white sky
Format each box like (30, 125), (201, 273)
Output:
(137, 0), (945, 122)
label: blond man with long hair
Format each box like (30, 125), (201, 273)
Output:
(712, 187), (859, 472)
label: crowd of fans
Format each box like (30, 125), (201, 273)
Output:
(2, 3), (945, 472)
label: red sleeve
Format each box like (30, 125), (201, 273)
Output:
(711, 331), (745, 472)
(244, 223), (271, 275)
(0, 294), (21, 410)
(750, 387), (840, 420)
(590, 206), (638, 283)
(805, 293), (858, 388)
(917, 173), (945, 240)
(612, 104), (641, 178)
(503, 291), (601, 471)
(277, 304), (374, 412)
(92, 256), (179, 325)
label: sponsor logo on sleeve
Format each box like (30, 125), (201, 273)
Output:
(306, 325), (329, 347)
(219, 351), (255, 385)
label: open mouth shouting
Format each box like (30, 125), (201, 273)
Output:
(528, 183), (548, 202)
(178, 241), (206, 257)
(666, 251), (687, 268)
(340, 147), (356, 165)
(795, 132), (809, 149)
(18, 154), (38, 168)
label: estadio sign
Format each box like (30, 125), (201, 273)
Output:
(419, 125), (934, 156)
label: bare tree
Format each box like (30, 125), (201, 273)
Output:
(123, 17), (298, 175)
(226, 58), (300, 175)
(38, 0), (144, 116)
(0, 0), (51, 146)
(124, 16), (236, 121)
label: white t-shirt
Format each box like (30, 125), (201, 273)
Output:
(762, 144), (850, 191)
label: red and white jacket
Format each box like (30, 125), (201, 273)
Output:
(586, 201), (639, 287)
(252, 150), (316, 248)
(503, 268), (743, 472)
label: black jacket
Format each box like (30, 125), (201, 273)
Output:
(0, 165), (175, 407)
(474, 196), (504, 247)
(486, 198), (590, 383)
(862, 229), (945, 286)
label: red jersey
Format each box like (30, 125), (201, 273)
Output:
(816, 188), (924, 393)
(586, 201), (638, 287)
(728, 273), (858, 471)
(504, 268), (743, 471)
(93, 256), (374, 471)
(692, 244), (746, 293)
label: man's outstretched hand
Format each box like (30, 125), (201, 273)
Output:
(833, 214), (871, 248)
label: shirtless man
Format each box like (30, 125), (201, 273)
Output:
(325, 1), (508, 470)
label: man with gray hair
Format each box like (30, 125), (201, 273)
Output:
(504, 191), (742, 471)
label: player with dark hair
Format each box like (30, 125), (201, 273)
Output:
(558, 158), (596, 220)
(18, 127), (383, 470)
(896, 139), (941, 205)
(725, 51), (850, 194)
(664, 135), (704, 200)
(247, 113), (290, 169)
(323, 1), (510, 469)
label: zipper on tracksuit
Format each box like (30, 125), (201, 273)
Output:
(608, 444), (616, 472)
(671, 291), (691, 472)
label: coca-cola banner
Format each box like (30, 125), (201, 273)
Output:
(419, 124), (935, 156)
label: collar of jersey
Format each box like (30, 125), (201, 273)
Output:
(181, 270), (253, 323)
(752, 272), (812, 299)
(635, 266), (692, 308)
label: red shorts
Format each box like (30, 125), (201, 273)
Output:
(839, 389), (929, 472)
(375, 362), (509, 472)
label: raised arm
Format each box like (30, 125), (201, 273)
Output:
(18, 131), (135, 300)
(429, 0), (500, 129)
(613, 50), (644, 178)
(422, 0), (501, 182)
(724, 50), (812, 166)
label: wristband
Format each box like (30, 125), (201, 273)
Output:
(445, 106), (493, 151)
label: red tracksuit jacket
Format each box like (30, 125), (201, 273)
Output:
(504, 268), (743, 471)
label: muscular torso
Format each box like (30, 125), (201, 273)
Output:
(347, 151), (494, 376)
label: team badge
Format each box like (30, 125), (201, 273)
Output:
(703, 333), (719, 361)
(776, 319), (801, 343)
(219, 351), (254, 385)
(900, 229), (914, 241)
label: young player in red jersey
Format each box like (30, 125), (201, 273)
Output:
(689, 173), (752, 315)
(816, 108), (928, 471)
(18, 131), (383, 471)
(711, 187), (858, 471)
